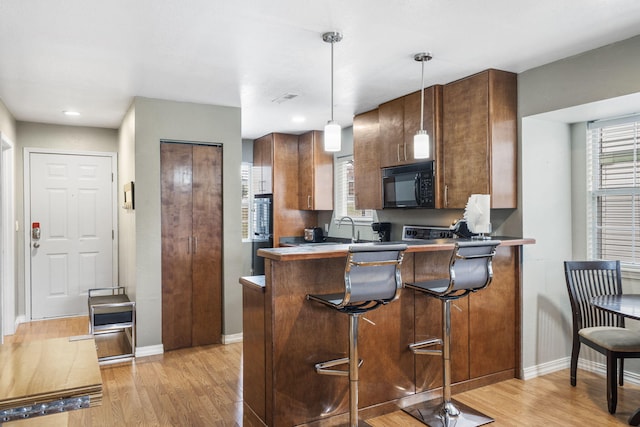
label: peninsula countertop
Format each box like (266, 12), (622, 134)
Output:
(258, 236), (535, 262)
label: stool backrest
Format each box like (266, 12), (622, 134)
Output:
(446, 240), (500, 297)
(564, 260), (623, 330)
(343, 244), (407, 306)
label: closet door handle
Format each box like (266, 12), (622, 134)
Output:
(444, 185), (449, 208)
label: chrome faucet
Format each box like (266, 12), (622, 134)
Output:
(338, 216), (357, 243)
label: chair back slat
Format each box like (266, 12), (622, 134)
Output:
(564, 261), (623, 330)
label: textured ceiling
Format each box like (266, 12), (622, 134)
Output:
(2, 0), (640, 139)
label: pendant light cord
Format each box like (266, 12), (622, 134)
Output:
(420, 58), (425, 131)
(330, 40), (335, 122)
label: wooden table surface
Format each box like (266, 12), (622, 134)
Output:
(592, 294), (640, 321)
(0, 336), (102, 413)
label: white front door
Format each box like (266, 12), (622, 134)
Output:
(30, 152), (114, 319)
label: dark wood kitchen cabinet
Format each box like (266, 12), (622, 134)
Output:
(298, 130), (333, 210)
(254, 133), (317, 246)
(160, 142), (222, 351)
(412, 245), (517, 392)
(441, 69), (517, 208)
(353, 108), (383, 210)
(253, 134), (273, 194)
(379, 86), (442, 168)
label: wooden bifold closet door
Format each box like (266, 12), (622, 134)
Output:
(161, 142), (223, 351)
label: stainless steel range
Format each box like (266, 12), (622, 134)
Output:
(402, 225), (454, 241)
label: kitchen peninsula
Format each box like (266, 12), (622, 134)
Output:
(240, 237), (534, 426)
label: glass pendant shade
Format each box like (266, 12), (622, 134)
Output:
(324, 120), (341, 152)
(414, 129), (430, 159)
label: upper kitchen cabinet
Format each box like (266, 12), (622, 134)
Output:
(255, 133), (317, 245)
(298, 130), (333, 210)
(253, 134), (273, 195)
(379, 85), (443, 168)
(441, 69), (517, 209)
(353, 108), (382, 210)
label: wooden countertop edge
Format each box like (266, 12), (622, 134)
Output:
(258, 237), (536, 262)
(239, 275), (266, 291)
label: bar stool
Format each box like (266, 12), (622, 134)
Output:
(307, 243), (407, 427)
(404, 240), (500, 427)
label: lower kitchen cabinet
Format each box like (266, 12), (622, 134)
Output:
(242, 241), (526, 426)
(413, 246), (517, 391)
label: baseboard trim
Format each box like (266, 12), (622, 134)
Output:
(223, 333), (243, 344)
(15, 315), (26, 331)
(523, 357), (570, 380)
(135, 344), (164, 358)
(523, 356), (640, 386)
(134, 335), (241, 357)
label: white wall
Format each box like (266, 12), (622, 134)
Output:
(0, 100), (16, 144)
(118, 104), (136, 301)
(521, 118), (573, 375)
(0, 100), (16, 339)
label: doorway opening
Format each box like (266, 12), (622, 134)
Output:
(1, 133), (15, 339)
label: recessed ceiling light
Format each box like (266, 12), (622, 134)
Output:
(292, 115), (306, 123)
(63, 110), (80, 116)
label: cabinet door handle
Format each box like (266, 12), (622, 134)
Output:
(444, 185), (449, 208)
(194, 236), (198, 254)
(188, 236), (192, 254)
(307, 195), (311, 209)
(397, 144), (401, 162)
(404, 143), (407, 161)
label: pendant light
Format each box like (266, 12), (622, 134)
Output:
(323, 32), (343, 152)
(413, 52), (432, 159)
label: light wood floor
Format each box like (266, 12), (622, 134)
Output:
(4, 316), (640, 426)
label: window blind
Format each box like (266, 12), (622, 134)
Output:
(241, 163), (252, 241)
(335, 156), (373, 221)
(588, 115), (640, 264)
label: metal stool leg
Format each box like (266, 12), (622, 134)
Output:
(404, 299), (494, 427)
(440, 300), (460, 423)
(315, 313), (370, 427)
(349, 314), (360, 427)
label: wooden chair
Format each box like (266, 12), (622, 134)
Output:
(564, 260), (640, 414)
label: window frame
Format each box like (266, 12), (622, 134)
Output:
(587, 114), (640, 268)
(333, 155), (374, 224)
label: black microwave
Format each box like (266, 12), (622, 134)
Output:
(382, 161), (435, 208)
